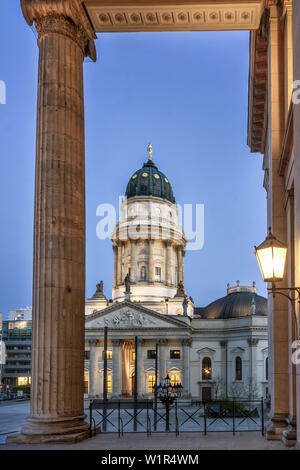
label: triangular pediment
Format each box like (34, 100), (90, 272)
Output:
(85, 301), (189, 330)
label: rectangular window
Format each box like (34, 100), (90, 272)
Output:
(107, 375), (112, 394)
(147, 350), (157, 359)
(102, 350), (112, 360)
(155, 266), (161, 282)
(148, 375), (156, 393)
(170, 350), (181, 359)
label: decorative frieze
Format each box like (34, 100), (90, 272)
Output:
(85, 1), (264, 32)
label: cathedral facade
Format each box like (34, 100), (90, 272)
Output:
(84, 146), (268, 402)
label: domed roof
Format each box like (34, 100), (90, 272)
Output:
(125, 144), (175, 203)
(201, 283), (267, 320)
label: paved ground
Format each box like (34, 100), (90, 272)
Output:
(1, 431), (297, 450)
(0, 400), (298, 450)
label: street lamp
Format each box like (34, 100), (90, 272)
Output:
(154, 374), (183, 431)
(255, 227), (299, 339)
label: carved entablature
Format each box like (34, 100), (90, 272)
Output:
(247, 8), (269, 154)
(85, 1), (264, 32)
(21, 0), (97, 60)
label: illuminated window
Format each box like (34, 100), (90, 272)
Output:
(170, 374), (180, 386)
(84, 373), (89, 394)
(235, 357), (242, 380)
(170, 350), (180, 359)
(102, 350), (112, 360)
(148, 375), (156, 393)
(17, 377), (30, 386)
(155, 267), (161, 282)
(107, 375), (112, 394)
(132, 351), (136, 361)
(202, 357), (212, 380)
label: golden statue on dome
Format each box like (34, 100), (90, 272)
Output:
(147, 142), (152, 161)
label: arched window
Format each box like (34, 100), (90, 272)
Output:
(140, 265), (146, 280)
(235, 356), (242, 380)
(202, 357), (212, 380)
(266, 357), (268, 380)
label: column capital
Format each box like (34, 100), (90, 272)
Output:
(181, 338), (191, 347)
(88, 338), (99, 347)
(247, 338), (259, 346)
(112, 339), (122, 346)
(21, 0), (96, 60)
(158, 338), (167, 345)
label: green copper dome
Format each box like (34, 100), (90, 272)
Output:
(125, 150), (175, 203)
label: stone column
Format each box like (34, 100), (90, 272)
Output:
(293, 0), (300, 446)
(112, 339), (121, 398)
(219, 340), (228, 397)
(137, 338), (144, 397)
(247, 338), (258, 390)
(148, 240), (155, 283)
(182, 339), (191, 397)
(122, 341), (131, 396)
(10, 0), (96, 444)
(130, 241), (137, 283)
(177, 246), (184, 285)
(266, 1), (289, 441)
(166, 241), (172, 285)
(113, 244), (118, 288)
(88, 340), (99, 397)
(117, 243), (122, 286)
(158, 339), (167, 384)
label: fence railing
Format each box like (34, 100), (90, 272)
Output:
(89, 397), (266, 437)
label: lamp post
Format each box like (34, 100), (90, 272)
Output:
(154, 374), (183, 431)
(255, 227), (299, 339)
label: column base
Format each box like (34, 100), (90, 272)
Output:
(266, 413), (288, 441)
(6, 414), (89, 445)
(282, 417), (297, 447)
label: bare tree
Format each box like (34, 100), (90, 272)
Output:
(213, 375), (225, 400)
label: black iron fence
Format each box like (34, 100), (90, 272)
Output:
(88, 398), (265, 437)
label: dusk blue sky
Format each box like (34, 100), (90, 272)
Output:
(0, 2), (267, 319)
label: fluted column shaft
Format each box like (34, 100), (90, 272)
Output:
(12, 3), (96, 443)
(130, 241), (137, 283)
(177, 246), (184, 285)
(148, 240), (155, 283)
(88, 340), (99, 397)
(166, 242), (172, 285)
(159, 339), (167, 383)
(117, 243), (122, 285)
(137, 339), (144, 396)
(182, 339), (191, 396)
(112, 339), (121, 397)
(113, 245), (118, 288)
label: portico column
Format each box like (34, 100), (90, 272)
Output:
(182, 339), (191, 397)
(219, 341), (228, 398)
(112, 339), (121, 398)
(10, 0), (96, 444)
(88, 339), (99, 397)
(247, 338), (258, 392)
(159, 339), (167, 383)
(266, 1), (289, 441)
(137, 338), (144, 396)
